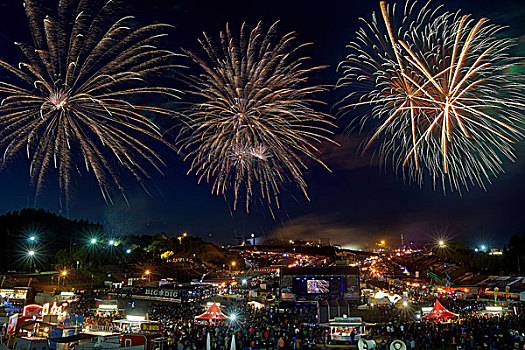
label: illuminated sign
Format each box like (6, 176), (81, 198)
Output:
(140, 323), (161, 333)
(144, 288), (179, 298)
(23, 302), (65, 320)
(0, 288), (28, 300)
(23, 304), (43, 319)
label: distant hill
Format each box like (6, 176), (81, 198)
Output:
(0, 209), (237, 276)
(0, 208), (103, 271)
(146, 233), (238, 269)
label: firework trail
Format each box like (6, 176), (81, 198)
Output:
(179, 21), (335, 212)
(0, 0), (183, 205)
(337, 0), (524, 192)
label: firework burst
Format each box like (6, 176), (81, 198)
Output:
(179, 21), (335, 212)
(0, 0), (183, 205)
(337, 0), (524, 192)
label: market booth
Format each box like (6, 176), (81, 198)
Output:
(321, 316), (370, 345)
(195, 302), (229, 324)
(111, 315), (150, 333)
(6, 303), (84, 350)
(421, 299), (458, 321)
(119, 321), (163, 350)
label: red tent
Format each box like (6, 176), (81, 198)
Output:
(195, 302), (229, 320)
(422, 299), (459, 319)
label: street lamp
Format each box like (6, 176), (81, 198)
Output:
(88, 238), (98, 266)
(126, 249), (131, 254)
(59, 270), (67, 286)
(145, 269), (151, 283)
(436, 238), (447, 249)
(28, 250), (36, 271)
(28, 235), (37, 243)
(107, 239), (117, 262)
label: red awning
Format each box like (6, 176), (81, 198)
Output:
(422, 299), (459, 319)
(195, 302), (229, 320)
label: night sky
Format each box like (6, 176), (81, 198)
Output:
(0, 0), (523, 247)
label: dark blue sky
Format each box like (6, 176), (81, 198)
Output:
(0, 0), (523, 246)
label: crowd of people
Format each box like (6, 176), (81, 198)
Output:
(370, 314), (525, 349)
(68, 291), (123, 328)
(143, 296), (525, 349)
(70, 290), (525, 350)
(148, 299), (328, 349)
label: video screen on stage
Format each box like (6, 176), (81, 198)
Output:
(292, 276), (344, 300)
(282, 267), (360, 301)
(307, 279), (330, 293)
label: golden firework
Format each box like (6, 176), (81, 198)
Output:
(0, 0), (183, 205)
(179, 22), (335, 211)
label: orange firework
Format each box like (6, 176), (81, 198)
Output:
(338, 1), (524, 192)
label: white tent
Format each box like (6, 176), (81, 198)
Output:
(230, 334), (236, 350)
(373, 291), (402, 304)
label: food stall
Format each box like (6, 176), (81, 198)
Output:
(321, 317), (369, 344)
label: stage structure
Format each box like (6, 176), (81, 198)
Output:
(280, 266), (360, 323)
